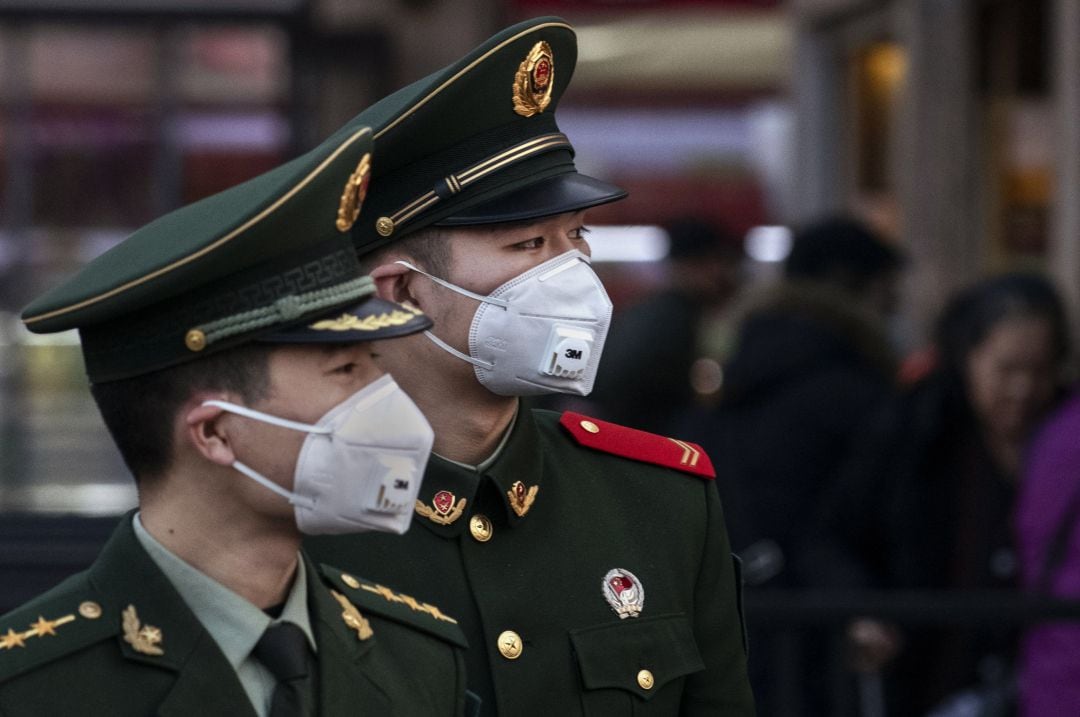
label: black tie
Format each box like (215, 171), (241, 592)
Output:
(253, 622), (316, 717)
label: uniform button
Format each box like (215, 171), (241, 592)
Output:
(341, 573), (361, 589)
(470, 514), (493, 542)
(580, 420), (600, 434)
(637, 669), (654, 690)
(497, 630), (523, 660)
(79, 601), (102, 619)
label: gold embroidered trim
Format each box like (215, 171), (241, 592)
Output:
(308, 308), (424, 332)
(359, 583), (459, 624)
(330, 590), (373, 640)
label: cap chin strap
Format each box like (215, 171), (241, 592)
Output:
(394, 260), (499, 371)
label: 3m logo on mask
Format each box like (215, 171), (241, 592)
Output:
(541, 325), (593, 379)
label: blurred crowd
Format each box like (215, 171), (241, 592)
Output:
(579, 214), (1080, 717)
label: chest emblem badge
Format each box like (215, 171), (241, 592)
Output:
(415, 489), (467, 525)
(602, 568), (645, 619)
(507, 480), (539, 518)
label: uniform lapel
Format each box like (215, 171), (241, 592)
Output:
(87, 514), (257, 717)
(304, 552), (392, 715)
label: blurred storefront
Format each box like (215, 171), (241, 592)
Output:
(791, 0), (1078, 339)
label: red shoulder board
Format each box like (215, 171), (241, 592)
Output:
(559, 412), (715, 479)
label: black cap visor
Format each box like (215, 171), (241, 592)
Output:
(435, 172), (627, 226)
(260, 295), (431, 344)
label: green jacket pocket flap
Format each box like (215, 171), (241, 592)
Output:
(570, 613), (705, 700)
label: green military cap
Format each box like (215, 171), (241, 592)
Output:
(333, 16), (627, 255)
(21, 126), (431, 383)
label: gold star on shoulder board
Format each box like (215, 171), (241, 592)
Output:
(0, 628), (26, 650)
(30, 616), (58, 637)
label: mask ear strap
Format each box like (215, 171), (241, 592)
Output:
(423, 330), (495, 370)
(394, 260), (509, 308)
(232, 460), (316, 510)
(202, 399), (333, 435)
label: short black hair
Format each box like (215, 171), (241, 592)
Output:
(785, 215), (905, 290)
(90, 342), (275, 484)
(363, 225), (453, 279)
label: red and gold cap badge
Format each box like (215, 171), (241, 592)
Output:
(415, 489), (467, 526)
(602, 568), (645, 619)
(512, 41), (554, 118)
(336, 152), (372, 232)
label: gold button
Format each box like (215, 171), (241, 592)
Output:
(637, 669), (654, 690)
(497, 630), (523, 660)
(341, 573), (361, 589)
(78, 601), (102, 619)
(376, 216), (395, 237)
(184, 329), (207, 352)
(580, 420), (600, 434)
(470, 514), (493, 542)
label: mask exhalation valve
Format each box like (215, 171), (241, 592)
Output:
(539, 325), (594, 379)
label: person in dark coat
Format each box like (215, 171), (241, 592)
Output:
(698, 215), (904, 574)
(806, 272), (1070, 716)
(686, 215), (904, 716)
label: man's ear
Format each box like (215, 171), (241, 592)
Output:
(183, 401), (236, 467)
(370, 260), (421, 307)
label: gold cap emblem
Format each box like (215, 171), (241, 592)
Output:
(336, 152), (372, 232)
(512, 41), (554, 117)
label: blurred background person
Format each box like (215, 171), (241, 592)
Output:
(689, 214), (904, 716)
(698, 214), (904, 573)
(807, 272), (1070, 716)
(1015, 385), (1080, 716)
(588, 216), (743, 435)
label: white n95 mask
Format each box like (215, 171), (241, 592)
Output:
(398, 249), (613, 396)
(202, 374), (434, 536)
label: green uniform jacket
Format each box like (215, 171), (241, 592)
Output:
(0, 515), (468, 716)
(306, 408), (754, 715)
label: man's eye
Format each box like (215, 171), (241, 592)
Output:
(334, 363), (357, 375)
(570, 226), (591, 240)
(516, 237), (544, 249)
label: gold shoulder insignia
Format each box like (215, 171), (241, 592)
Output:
(0, 612), (76, 651)
(122, 605), (164, 656)
(330, 590), (373, 641)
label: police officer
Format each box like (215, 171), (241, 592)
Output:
(306, 18), (755, 714)
(0, 127), (468, 715)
